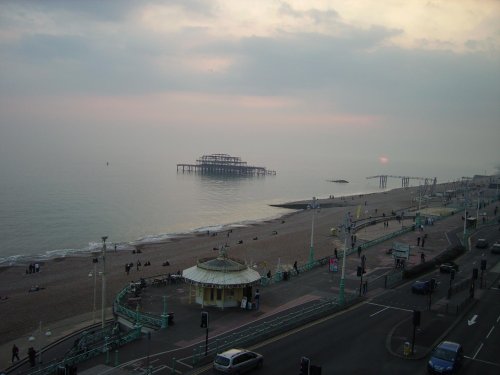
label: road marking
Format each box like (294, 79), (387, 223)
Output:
(152, 365), (169, 374)
(497, 315), (500, 323)
(473, 342), (484, 359)
(464, 355), (500, 368)
(486, 325), (495, 339)
(370, 307), (389, 317)
(468, 314), (478, 326)
(366, 302), (413, 312)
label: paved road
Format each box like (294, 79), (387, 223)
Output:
(446, 285), (500, 374)
(193, 302), (427, 374)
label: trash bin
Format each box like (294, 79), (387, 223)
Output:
(403, 341), (411, 356)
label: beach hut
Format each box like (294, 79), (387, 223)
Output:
(182, 248), (261, 309)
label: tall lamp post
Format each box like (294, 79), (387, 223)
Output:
(28, 321), (51, 367)
(101, 236), (108, 328)
(476, 190), (482, 225)
(339, 213), (350, 305)
(89, 255), (99, 324)
(308, 197), (319, 267)
(463, 182), (468, 247)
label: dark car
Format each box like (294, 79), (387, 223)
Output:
(428, 341), (463, 374)
(411, 280), (435, 294)
(439, 262), (459, 273)
(213, 348), (263, 374)
(491, 242), (500, 254)
(475, 238), (488, 249)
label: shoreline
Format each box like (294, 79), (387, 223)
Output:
(5, 176), (487, 357)
(0, 185), (423, 347)
(0, 188), (384, 268)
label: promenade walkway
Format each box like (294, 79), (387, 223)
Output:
(4, 200), (499, 374)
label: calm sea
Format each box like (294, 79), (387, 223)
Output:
(0, 154), (465, 265)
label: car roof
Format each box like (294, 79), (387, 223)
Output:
(219, 348), (247, 358)
(437, 341), (461, 352)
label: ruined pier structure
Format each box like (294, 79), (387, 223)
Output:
(367, 175), (437, 193)
(177, 154), (276, 176)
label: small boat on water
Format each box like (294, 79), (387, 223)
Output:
(327, 179), (349, 183)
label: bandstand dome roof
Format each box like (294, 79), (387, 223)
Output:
(182, 255), (261, 288)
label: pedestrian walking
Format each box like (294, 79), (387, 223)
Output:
(293, 261), (299, 275)
(357, 246), (362, 258)
(12, 344), (20, 363)
(28, 347), (36, 367)
(334, 248), (338, 259)
(254, 289), (260, 310)
(417, 237), (421, 246)
(421, 252), (426, 263)
(421, 237), (425, 248)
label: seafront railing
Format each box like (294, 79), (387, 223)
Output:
(25, 326), (142, 375)
(190, 294), (359, 366)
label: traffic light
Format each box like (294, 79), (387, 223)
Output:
(413, 310), (421, 326)
(200, 311), (209, 328)
(300, 356), (310, 375)
(430, 278), (436, 291)
(357, 266), (363, 277)
(481, 259), (487, 271)
(473, 268), (478, 280)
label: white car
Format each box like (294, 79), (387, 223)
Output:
(213, 348), (263, 374)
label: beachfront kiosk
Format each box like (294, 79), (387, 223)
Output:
(182, 247), (261, 309)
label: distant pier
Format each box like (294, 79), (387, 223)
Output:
(177, 154), (276, 176)
(366, 175), (437, 193)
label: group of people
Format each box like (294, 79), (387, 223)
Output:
(125, 260), (152, 275)
(25, 263), (40, 274)
(11, 344), (36, 367)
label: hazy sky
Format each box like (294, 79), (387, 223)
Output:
(1, 0), (499, 178)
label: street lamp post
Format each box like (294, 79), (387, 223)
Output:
(339, 213), (350, 305)
(308, 197), (319, 267)
(101, 236), (108, 329)
(28, 321), (51, 368)
(463, 184), (468, 248)
(476, 190), (482, 225)
(89, 257), (98, 324)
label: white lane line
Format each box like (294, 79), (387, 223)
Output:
(152, 365), (167, 373)
(370, 307), (389, 317)
(366, 302), (413, 312)
(473, 342), (484, 359)
(497, 315), (500, 323)
(486, 325), (495, 339)
(464, 356), (500, 368)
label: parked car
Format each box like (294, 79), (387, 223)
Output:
(411, 279), (436, 294)
(439, 262), (459, 273)
(428, 341), (463, 374)
(213, 348), (263, 374)
(475, 238), (489, 249)
(491, 242), (500, 254)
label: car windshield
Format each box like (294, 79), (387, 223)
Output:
(214, 356), (231, 366)
(432, 348), (456, 361)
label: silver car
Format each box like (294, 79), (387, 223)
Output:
(213, 348), (263, 374)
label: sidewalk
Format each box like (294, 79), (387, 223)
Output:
(4, 203), (497, 374)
